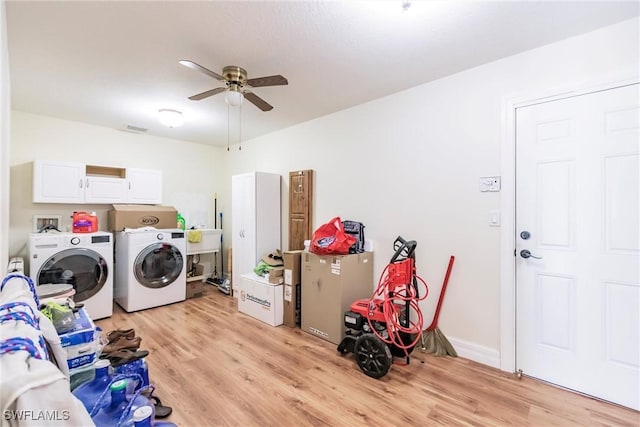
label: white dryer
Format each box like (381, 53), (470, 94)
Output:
(29, 232), (113, 320)
(115, 228), (186, 312)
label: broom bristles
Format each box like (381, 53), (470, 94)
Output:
(421, 328), (457, 357)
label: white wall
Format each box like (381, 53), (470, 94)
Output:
(1, 2), (10, 269)
(223, 18), (639, 363)
(7, 17), (638, 366)
(9, 112), (227, 273)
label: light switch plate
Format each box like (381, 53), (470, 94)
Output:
(479, 176), (501, 192)
(489, 210), (501, 227)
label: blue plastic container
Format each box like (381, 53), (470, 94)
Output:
(115, 358), (149, 388)
(92, 380), (130, 427)
(72, 359), (112, 413)
(132, 406), (177, 427)
(91, 376), (154, 427)
(132, 406), (153, 427)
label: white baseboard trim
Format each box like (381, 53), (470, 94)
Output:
(448, 336), (501, 369)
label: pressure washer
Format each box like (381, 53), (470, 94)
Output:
(337, 236), (428, 379)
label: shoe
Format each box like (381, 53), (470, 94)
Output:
(105, 349), (149, 367)
(150, 396), (172, 419)
(106, 328), (135, 343)
(102, 336), (141, 354)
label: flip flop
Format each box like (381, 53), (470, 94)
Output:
(150, 395), (172, 419)
(105, 349), (149, 367)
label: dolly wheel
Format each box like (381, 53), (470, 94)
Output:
(354, 333), (392, 379)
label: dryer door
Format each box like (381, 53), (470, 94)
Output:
(37, 248), (109, 302)
(134, 243), (184, 289)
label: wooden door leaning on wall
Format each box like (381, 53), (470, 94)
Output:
(288, 170), (314, 251)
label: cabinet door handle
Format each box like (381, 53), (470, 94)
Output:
(79, 179), (83, 188)
(86, 178), (89, 188)
(129, 182), (131, 190)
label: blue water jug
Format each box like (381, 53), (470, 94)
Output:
(91, 375), (154, 427)
(132, 406), (153, 427)
(115, 358), (149, 387)
(132, 406), (177, 427)
(92, 380), (130, 427)
(72, 359), (113, 413)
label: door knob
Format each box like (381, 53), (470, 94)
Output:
(520, 249), (542, 259)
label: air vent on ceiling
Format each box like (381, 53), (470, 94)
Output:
(123, 124), (148, 133)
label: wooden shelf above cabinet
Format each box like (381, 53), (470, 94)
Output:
(86, 165), (126, 178)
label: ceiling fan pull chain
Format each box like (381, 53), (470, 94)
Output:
(239, 102), (242, 151)
(227, 103), (230, 152)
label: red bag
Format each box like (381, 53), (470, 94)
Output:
(310, 217), (356, 255)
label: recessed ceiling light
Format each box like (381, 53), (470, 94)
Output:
(158, 109), (184, 128)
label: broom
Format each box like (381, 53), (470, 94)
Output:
(421, 256), (457, 357)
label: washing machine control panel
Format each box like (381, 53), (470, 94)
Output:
(70, 237), (80, 245)
(157, 233), (164, 240)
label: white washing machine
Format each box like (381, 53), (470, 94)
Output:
(114, 228), (186, 312)
(29, 231), (113, 320)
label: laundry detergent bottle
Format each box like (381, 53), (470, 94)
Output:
(72, 359), (113, 413)
(176, 212), (186, 230)
(72, 211), (98, 233)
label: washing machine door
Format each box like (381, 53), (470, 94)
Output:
(37, 248), (108, 302)
(134, 243), (184, 289)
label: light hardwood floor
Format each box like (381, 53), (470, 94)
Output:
(96, 285), (639, 426)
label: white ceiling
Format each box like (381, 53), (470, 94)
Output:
(6, 1), (639, 147)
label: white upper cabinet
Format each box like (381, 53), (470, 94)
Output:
(32, 160), (162, 204)
(33, 160), (85, 203)
(126, 168), (162, 204)
(84, 176), (129, 204)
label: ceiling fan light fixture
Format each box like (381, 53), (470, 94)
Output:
(158, 109), (184, 128)
(225, 89), (244, 107)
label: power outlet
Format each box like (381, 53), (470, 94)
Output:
(479, 176), (501, 192)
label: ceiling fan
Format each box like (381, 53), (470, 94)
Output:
(179, 60), (288, 111)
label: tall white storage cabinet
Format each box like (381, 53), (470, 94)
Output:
(231, 172), (281, 296)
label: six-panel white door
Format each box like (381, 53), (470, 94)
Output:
(516, 83), (639, 410)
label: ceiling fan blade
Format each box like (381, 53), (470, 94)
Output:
(243, 91), (274, 111)
(189, 87), (227, 101)
(246, 75), (288, 87)
(179, 60), (226, 82)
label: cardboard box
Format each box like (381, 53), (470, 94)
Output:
(301, 252), (373, 344)
(283, 250), (303, 327)
(108, 204), (177, 231)
(267, 266), (284, 284)
(284, 283), (301, 327)
(186, 280), (204, 298)
(59, 308), (99, 370)
(284, 250), (303, 286)
(238, 273), (283, 326)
